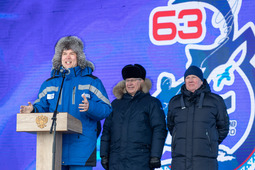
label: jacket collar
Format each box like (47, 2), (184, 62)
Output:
(113, 78), (152, 99)
(181, 79), (211, 97)
(180, 79), (211, 109)
(51, 66), (93, 78)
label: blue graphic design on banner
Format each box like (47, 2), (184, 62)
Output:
(0, 0), (254, 169)
(150, 0), (255, 169)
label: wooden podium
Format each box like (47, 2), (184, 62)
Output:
(16, 112), (82, 170)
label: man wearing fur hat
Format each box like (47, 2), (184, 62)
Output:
(20, 36), (112, 170)
(100, 64), (167, 170)
(167, 65), (229, 170)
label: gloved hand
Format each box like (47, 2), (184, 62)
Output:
(101, 156), (109, 170)
(149, 157), (161, 169)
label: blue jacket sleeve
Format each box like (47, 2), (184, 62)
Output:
(84, 78), (112, 121)
(149, 98), (167, 158)
(33, 81), (51, 113)
(100, 111), (113, 157)
(216, 96), (229, 144)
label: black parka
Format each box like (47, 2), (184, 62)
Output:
(100, 79), (167, 170)
(167, 79), (229, 170)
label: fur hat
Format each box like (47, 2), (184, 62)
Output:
(122, 64), (146, 80)
(52, 36), (94, 70)
(184, 65), (204, 81)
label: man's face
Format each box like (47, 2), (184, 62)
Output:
(61, 49), (78, 69)
(125, 78), (143, 96)
(185, 75), (203, 93)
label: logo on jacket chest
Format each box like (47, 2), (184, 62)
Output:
(47, 93), (55, 100)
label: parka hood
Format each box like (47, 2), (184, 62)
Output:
(113, 78), (152, 99)
(50, 66), (93, 79)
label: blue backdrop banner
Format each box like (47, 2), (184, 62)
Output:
(0, 0), (254, 169)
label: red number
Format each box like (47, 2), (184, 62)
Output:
(178, 9), (202, 39)
(153, 11), (177, 41)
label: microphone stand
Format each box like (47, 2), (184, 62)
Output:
(50, 70), (66, 170)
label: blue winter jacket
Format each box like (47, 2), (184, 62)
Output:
(100, 79), (167, 170)
(33, 66), (112, 166)
(167, 80), (229, 170)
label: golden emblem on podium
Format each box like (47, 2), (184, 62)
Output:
(36, 115), (48, 128)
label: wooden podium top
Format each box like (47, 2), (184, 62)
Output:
(16, 112), (82, 134)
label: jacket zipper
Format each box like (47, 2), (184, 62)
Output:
(72, 86), (76, 105)
(172, 128), (176, 151)
(206, 129), (212, 152)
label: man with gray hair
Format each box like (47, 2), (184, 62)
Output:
(167, 65), (229, 170)
(20, 36), (112, 170)
(100, 64), (167, 170)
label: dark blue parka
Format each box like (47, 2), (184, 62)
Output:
(167, 79), (229, 170)
(33, 66), (112, 166)
(100, 79), (167, 170)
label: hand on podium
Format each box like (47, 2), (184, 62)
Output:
(79, 94), (89, 112)
(20, 102), (33, 113)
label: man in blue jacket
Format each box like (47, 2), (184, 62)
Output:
(100, 64), (167, 170)
(20, 36), (112, 170)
